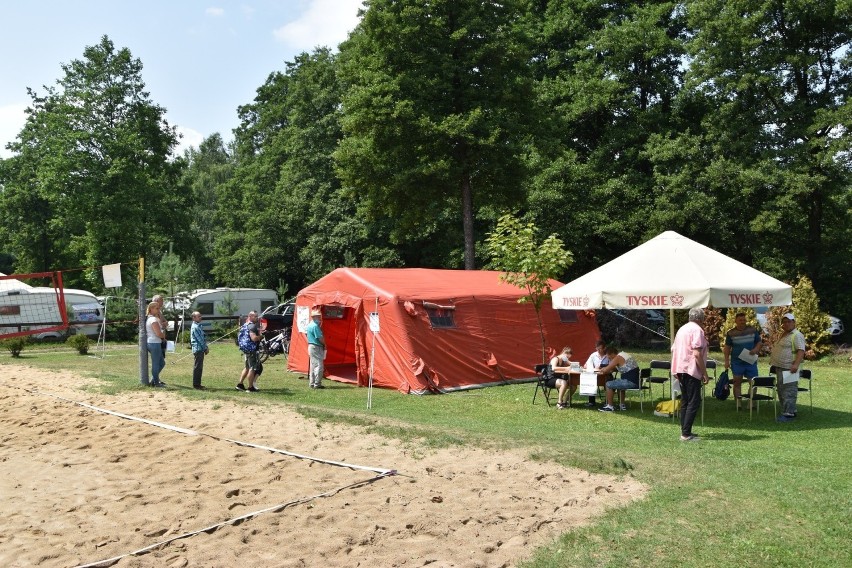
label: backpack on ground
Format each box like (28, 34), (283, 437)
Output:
(714, 369), (731, 400)
(237, 323), (257, 353)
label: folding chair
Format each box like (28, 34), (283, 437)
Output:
(646, 360), (671, 401)
(701, 359), (719, 425)
(745, 373), (777, 420)
(624, 368), (651, 412)
(705, 359), (718, 386)
(798, 369), (813, 412)
(532, 364), (558, 406)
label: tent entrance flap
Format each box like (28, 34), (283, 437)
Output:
(325, 363), (357, 384)
(322, 305), (357, 366)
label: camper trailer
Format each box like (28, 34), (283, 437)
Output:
(167, 288), (278, 333)
(0, 286), (103, 339)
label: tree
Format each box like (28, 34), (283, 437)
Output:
(0, 36), (194, 288)
(147, 248), (201, 300)
(336, 0), (538, 269)
(486, 213), (573, 362)
(680, 0), (852, 321)
(181, 133), (234, 281)
(213, 48), (400, 292)
(524, 1), (689, 275)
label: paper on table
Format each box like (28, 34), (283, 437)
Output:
(166, 340), (176, 353)
(737, 350), (758, 364)
(579, 372), (598, 395)
(782, 370), (799, 384)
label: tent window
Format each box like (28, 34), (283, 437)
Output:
(423, 302), (456, 329)
(323, 305), (345, 319)
(557, 309), (579, 323)
(196, 302), (214, 315)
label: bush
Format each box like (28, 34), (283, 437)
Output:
(702, 307), (724, 348)
(1, 336), (29, 357)
(761, 276), (831, 359)
(66, 334), (90, 355)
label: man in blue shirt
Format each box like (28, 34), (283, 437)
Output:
(306, 308), (326, 389)
(723, 312), (762, 404)
(190, 311), (209, 390)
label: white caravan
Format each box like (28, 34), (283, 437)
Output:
(0, 285), (103, 339)
(167, 288), (278, 332)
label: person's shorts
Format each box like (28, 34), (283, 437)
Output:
(244, 351), (261, 371)
(606, 378), (639, 390)
(731, 360), (758, 378)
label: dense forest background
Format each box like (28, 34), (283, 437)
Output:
(1, 0), (850, 324)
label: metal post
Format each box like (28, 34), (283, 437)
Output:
(139, 258), (148, 385)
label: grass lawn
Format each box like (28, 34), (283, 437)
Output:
(3, 340), (851, 567)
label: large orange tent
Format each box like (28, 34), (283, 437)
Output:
(288, 268), (600, 394)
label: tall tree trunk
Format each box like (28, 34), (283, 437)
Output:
(461, 171), (474, 269)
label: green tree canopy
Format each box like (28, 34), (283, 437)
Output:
(336, 0), (538, 269)
(0, 36), (194, 289)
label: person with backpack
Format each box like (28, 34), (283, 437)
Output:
(236, 311), (262, 392)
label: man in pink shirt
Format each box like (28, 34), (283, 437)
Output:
(671, 308), (710, 441)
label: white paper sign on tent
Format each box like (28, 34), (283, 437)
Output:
(369, 311), (380, 333)
(579, 372), (598, 396)
(102, 263), (122, 288)
(296, 306), (310, 333)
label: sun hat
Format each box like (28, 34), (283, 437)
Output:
(310, 308), (322, 317)
(783, 313), (795, 321)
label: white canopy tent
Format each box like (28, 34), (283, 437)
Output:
(551, 231), (792, 339)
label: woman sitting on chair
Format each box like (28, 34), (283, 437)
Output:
(550, 346), (578, 409)
(598, 346), (640, 412)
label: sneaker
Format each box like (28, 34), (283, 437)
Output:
(247, 386), (259, 393)
(619, 404), (628, 411)
(680, 435), (700, 442)
(776, 415), (795, 423)
(235, 383), (246, 391)
(599, 405), (615, 412)
(314, 385), (325, 389)
(584, 401), (597, 408)
(151, 382), (166, 388)
(193, 386), (205, 390)
(556, 403), (567, 409)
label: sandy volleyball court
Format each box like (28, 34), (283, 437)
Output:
(0, 365), (645, 567)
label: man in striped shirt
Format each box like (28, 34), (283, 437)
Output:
(723, 312), (762, 402)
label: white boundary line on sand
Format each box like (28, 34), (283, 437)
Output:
(19, 388), (397, 567)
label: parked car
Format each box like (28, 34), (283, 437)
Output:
(258, 301), (295, 341)
(827, 316), (844, 337)
(611, 309), (667, 336)
(754, 307), (843, 337)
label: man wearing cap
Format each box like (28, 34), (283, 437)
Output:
(770, 312), (805, 422)
(306, 308), (326, 389)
